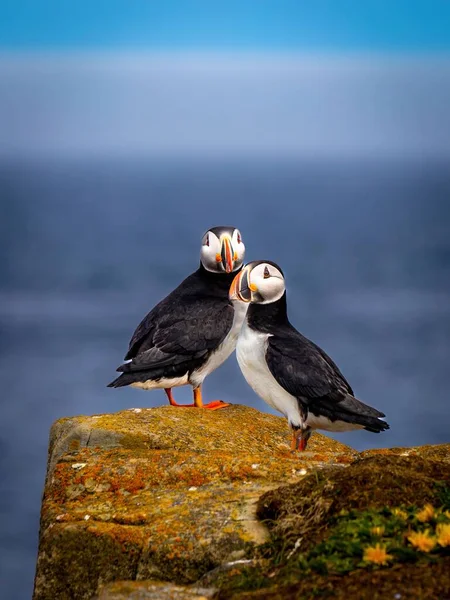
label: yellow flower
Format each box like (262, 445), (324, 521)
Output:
(363, 543), (392, 565)
(436, 523), (450, 547)
(444, 510), (450, 520)
(416, 504), (435, 523)
(371, 526), (385, 536)
(392, 508), (408, 520)
(407, 530), (436, 552)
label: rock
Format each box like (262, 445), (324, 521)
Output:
(94, 580), (216, 599)
(257, 452), (450, 553)
(360, 443), (450, 463)
(217, 450), (450, 599)
(221, 558), (450, 600)
(33, 405), (354, 600)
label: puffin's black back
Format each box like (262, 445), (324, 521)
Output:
(247, 291), (353, 393)
(247, 292), (388, 432)
(107, 264), (240, 387)
(126, 264), (237, 359)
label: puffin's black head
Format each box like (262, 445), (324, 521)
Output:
(229, 260), (285, 304)
(200, 226), (245, 274)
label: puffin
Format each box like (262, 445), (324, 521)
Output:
(229, 260), (389, 449)
(108, 226), (247, 410)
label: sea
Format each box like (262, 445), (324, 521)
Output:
(1, 156), (449, 599)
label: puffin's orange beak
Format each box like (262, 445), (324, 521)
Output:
(229, 268), (253, 302)
(221, 237), (233, 273)
(229, 271), (242, 300)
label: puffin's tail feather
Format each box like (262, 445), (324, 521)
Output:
(314, 394), (390, 433)
(107, 374), (130, 388)
(338, 394), (386, 419)
(338, 395), (390, 433)
(363, 418), (390, 433)
(107, 372), (151, 388)
(340, 411), (390, 433)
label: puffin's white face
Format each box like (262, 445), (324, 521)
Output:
(200, 226), (245, 274)
(229, 261), (285, 304)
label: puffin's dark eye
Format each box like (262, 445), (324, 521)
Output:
(204, 234), (209, 246)
(263, 266), (270, 279)
(237, 232), (241, 244)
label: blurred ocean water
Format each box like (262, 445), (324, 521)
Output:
(1, 157), (450, 598)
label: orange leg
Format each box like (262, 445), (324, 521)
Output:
(193, 386), (230, 410)
(291, 428), (311, 452)
(164, 388), (195, 408)
(297, 437), (308, 452)
(165, 387), (230, 410)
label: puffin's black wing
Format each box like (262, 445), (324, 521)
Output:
(266, 328), (353, 397)
(123, 297), (233, 368)
(266, 328), (388, 431)
(108, 294), (234, 386)
(124, 291), (175, 361)
(124, 268), (232, 360)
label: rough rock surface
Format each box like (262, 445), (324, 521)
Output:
(33, 405), (355, 600)
(257, 452), (450, 553)
(94, 580), (216, 599)
(218, 449), (450, 600)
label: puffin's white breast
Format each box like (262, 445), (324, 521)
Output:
(236, 321), (303, 428)
(237, 322), (364, 433)
(190, 300), (248, 387)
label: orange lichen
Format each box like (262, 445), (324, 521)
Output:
(34, 405), (364, 600)
(68, 439), (80, 452)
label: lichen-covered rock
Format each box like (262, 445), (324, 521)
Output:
(257, 453), (450, 553)
(220, 558), (450, 600)
(359, 442), (450, 463)
(34, 405), (354, 600)
(217, 450), (450, 600)
(94, 580), (215, 599)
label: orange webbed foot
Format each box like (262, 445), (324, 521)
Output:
(202, 400), (231, 410)
(192, 387), (230, 410)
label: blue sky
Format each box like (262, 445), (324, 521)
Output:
(1, 2), (449, 159)
(1, 0), (450, 52)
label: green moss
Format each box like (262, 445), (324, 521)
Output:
(294, 502), (450, 574)
(256, 455), (450, 555)
(34, 523), (142, 600)
(436, 481), (450, 510)
(220, 557), (450, 600)
(219, 504), (450, 599)
(217, 456), (450, 599)
(206, 565), (271, 594)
